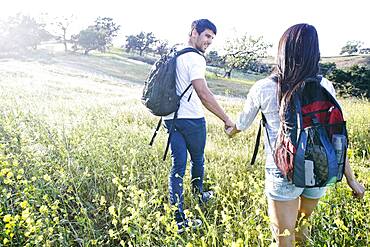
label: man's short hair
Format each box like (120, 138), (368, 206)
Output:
(191, 19), (217, 35)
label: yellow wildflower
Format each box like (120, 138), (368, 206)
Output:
(43, 174), (51, 182)
(100, 196), (106, 206)
(3, 214), (12, 223)
(3, 238), (9, 245)
(108, 205), (116, 215)
(39, 205), (49, 214)
(20, 200), (29, 209)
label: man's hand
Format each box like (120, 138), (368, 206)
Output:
(224, 118), (234, 130)
(224, 124), (240, 138)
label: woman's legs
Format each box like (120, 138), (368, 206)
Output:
(267, 198), (299, 247)
(267, 196), (320, 247)
(296, 196), (320, 243)
(265, 168), (326, 246)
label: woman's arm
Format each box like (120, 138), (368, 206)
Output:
(344, 157), (366, 198)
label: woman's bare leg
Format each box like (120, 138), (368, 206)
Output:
(267, 198), (299, 247)
(295, 196), (320, 244)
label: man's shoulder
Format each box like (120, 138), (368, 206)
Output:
(177, 48), (205, 64)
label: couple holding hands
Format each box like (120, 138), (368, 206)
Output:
(163, 19), (365, 244)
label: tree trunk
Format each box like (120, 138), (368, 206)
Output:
(63, 29), (68, 52)
(223, 70), (232, 78)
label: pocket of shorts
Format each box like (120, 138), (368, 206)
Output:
(266, 168), (285, 180)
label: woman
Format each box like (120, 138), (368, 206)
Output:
(226, 23), (365, 246)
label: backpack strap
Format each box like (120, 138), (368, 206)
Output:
(149, 118), (163, 146)
(250, 115), (264, 165)
(175, 47), (204, 102)
(175, 47), (204, 58)
(250, 113), (275, 165)
(251, 113), (268, 165)
(162, 83), (193, 161)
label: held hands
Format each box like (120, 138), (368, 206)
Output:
(347, 179), (366, 199)
(224, 125), (238, 138)
(223, 117), (239, 138)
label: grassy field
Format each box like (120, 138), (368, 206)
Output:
(0, 50), (369, 246)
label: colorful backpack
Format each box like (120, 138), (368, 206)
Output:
(252, 77), (348, 188)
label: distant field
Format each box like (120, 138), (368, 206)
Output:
(0, 50), (369, 246)
(321, 54), (370, 69)
(263, 54), (370, 69)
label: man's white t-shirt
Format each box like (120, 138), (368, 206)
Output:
(163, 48), (206, 120)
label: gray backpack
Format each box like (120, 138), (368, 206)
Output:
(141, 47), (204, 160)
(141, 47), (203, 116)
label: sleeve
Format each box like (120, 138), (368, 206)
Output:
(321, 77), (337, 100)
(235, 84), (261, 131)
(189, 54), (206, 81)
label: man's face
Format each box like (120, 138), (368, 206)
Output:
(193, 28), (215, 52)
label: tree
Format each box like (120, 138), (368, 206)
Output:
(0, 14), (52, 52)
(72, 28), (106, 55)
(94, 17), (120, 51)
(327, 65), (370, 98)
(125, 35), (139, 53)
(359, 48), (370, 54)
(340, 40), (363, 55)
(52, 15), (75, 52)
(221, 34), (271, 78)
(124, 32), (158, 56)
(155, 39), (169, 56)
(72, 17), (120, 55)
(206, 50), (223, 67)
(135, 32), (156, 56)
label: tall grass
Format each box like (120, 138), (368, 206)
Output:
(0, 53), (369, 246)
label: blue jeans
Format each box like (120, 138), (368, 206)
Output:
(164, 118), (206, 222)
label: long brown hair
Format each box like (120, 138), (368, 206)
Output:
(272, 23), (320, 119)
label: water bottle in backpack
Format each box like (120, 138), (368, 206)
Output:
(332, 134), (347, 180)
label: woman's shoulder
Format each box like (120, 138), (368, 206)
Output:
(251, 76), (276, 94)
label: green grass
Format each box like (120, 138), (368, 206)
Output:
(0, 51), (369, 246)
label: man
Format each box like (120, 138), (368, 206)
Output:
(163, 19), (234, 233)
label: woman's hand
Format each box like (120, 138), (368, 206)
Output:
(224, 125), (240, 138)
(343, 158), (365, 199)
(346, 179), (365, 199)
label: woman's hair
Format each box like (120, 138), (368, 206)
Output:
(191, 19), (217, 35)
(272, 23), (320, 116)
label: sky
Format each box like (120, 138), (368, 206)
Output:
(1, 0), (370, 57)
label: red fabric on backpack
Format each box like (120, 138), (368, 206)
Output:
(302, 100), (345, 138)
(302, 101), (333, 127)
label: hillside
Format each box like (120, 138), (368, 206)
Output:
(263, 54), (370, 70)
(321, 54), (370, 69)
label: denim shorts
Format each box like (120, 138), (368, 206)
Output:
(265, 168), (327, 201)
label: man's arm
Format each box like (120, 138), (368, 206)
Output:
(192, 78), (233, 128)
